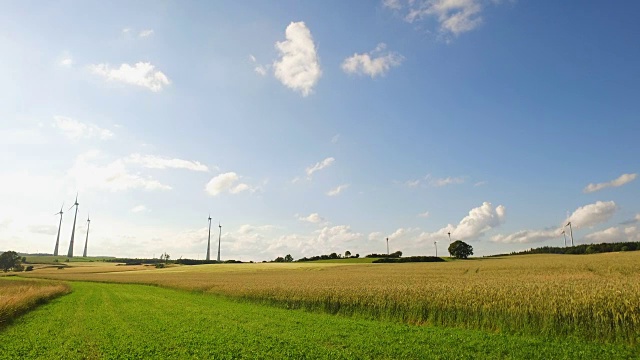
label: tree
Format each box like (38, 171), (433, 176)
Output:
(284, 254), (293, 262)
(448, 241), (473, 259)
(344, 250), (351, 258)
(0, 251), (21, 272)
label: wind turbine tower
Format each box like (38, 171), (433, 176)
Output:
(434, 241), (438, 257)
(217, 222), (222, 262)
(67, 195), (79, 258)
(566, 221), (574, 247)
(53, 203), (64, 256)
(447, 232), (452, 243)
(386, 237), (389, 255)
(82, 214), (90, 257)
(206, 214), (212, 261)
(561, 230), (567, 247)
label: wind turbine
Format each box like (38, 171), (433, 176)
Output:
(82, 213), (90, 257)
(206, 214), (212, 261)
(67, 194), (79, 258)
(434, 241), (438, 257)
(561, 229), (567, 247)
(53, 202), (64, 256)
(217, 222), (222, 262)
(386, 237), (389, 255)
(447, 232), (452, 243)
(566, 221), (574, 247)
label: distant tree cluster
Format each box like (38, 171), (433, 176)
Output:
(487, 241), (640, 257)
(365, 251), (403, 259)
(273, 254), (294, 262)
(372, 256), (445, 263)
(297, 251), (360, 262)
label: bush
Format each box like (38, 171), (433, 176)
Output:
(155, 263), (165, 269)
(25, 265), (34, 271)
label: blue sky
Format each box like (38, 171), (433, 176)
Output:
(1, 0), (639, 261)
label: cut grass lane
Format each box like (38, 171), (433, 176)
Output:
(0, 282), (636, 359)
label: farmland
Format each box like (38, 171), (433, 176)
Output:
(0, 277), (70, 328)
(17, 252), (640, 346)
(0, 281), (636, 359)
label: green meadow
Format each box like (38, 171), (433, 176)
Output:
(0, 280), (637, 359)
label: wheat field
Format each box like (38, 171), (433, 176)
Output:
(21, 252), (640, 344)
(0, 277), (70, 327)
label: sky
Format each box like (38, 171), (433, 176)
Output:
(1, 0), (639, 261)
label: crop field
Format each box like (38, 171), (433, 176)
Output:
(18, 252), (640, 347)
(0, 277), (70, 328)
(0, 280), (636, 359)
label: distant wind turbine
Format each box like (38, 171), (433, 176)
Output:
(566, 221), (574, 247)
(386, 237), (389, 255)
(82, 213), (90, 257)
(561, 229), (567, 247)
(447, 232), (452, 243)
(206, 214), (212, 261)
(67, 194), (79, 258)
(217, 222), (222, 262)
(53, 202), (64, 256)
(434, 241), (438, 257)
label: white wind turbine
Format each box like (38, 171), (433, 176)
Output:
(82, 213), (90, 257)
(206, 214), (212, 261)
(67, 194), (79, 258)
(53, 202), (64, 256)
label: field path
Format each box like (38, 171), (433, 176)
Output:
(0, 281), (636, 359)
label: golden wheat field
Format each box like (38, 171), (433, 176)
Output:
(20, 252), (640, 344)
(0, 277), (70, 327)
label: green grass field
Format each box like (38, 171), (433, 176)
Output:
(0, 281), (636, 359)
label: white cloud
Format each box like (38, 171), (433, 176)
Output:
(491, 229), (558, 244)
(205, 172), (252, 196)
(583, 173), (637, 193)
(327, 184), (349, 196)
(250, 55), (269, 76)
(59, 53), (73, 67)
(125, 154), (209, 172)
(385, 0), (488, 37)
(429, 175), (465, 187)
(89, 62), (170, 92)
(273, 21), (321, 96)
(122, 28), (131, 34)
(420, 201), (506, 241)
(28, 225), (58, 235)
(474, 181), (488, 187)
(566, 201), (617, 229)
(331, 134), (340, 144)
(297, 213), (325, 224)
(342, 43), (404, 78)
(305, 157), (335, 178)
(53, 116), (114, 140)
(139, 29), (154, 38)
(406, 179), (421, 187)
(368, 231), (383, 241)
(130, 205), (149, 213)
(585, 226), (640, 243)
(418, 211), (430, 218)
(68, 151), (172, 192)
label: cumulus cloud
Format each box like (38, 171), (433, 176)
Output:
(130, 205), (149, 213)
(492, 229), (558, 244)
(139, 29), (154, 38)
(273, 21), (321, 96)
(583, 173), (637, 193)
(53, 116), (114, 140)
(305, 157), (335, 178)
(68, 151), (171, 192)
(420, 202), (506, 241)
(384, 0), (491, 37)
(205, 172), (252, 196)
(585, 226), (640, 243)
(566, 201), (617, 229)
(342, 43), (404, 78)
(297, 213), (325, 224)
(125, 154), (209, 172)
(327, 184), (349, 196)
(89, 62), (170, 92)
(368, 231), (383, 241)
(418, 211), (430, 218)
(59, 53), (73, 68)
